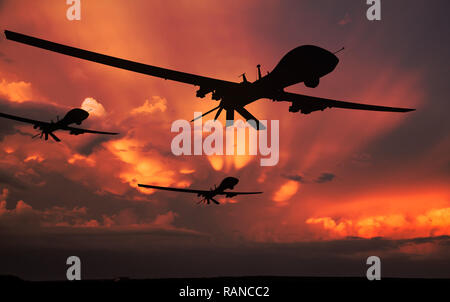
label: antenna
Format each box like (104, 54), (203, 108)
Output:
(256, 64), (262, 80)
(333, 47), (345, 55)
(240, 72), (248, 83)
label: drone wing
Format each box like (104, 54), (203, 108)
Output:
(218, 191), (263, 197)
(137, 184), (209, 195)
(5, 30), (239, 90)
(0, 112), (49, 127)
(276, 91), (415, 114)
(62, 125), (119, 136)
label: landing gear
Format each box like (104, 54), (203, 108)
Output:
(304, 77), (320, 88)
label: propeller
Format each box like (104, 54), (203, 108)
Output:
(191, 101), (266, 130)
(31, 129), (60, 142)
(191, 104), (222, 122)
(210, 197), (220, 205)
(49, 132), (61, 142)
(31, 132), (42, 139)
(197, 196), (210, 205)
(239, 73), (248, 83)
(196, 189), (221, 205)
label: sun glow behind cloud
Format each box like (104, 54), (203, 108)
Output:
(106, 138), (180, 194)
(81, 97), (106, 116)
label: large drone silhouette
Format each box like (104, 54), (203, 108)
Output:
(5, 30), (415, 130)
(0, 108), (118, 142)
(138, 177), (262, 205)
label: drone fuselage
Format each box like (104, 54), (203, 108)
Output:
(39, 108), (89, 133)
(208, 45), (339, 109)
(33, 108), (90, 141)
(198, 177), (240, 200)
(58, 108), (89, 126)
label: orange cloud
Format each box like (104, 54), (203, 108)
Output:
(0, 78), (33, 103)
(131, 96), (167, 115)
(207, 155), (224, 171)
(306, 207), (450, 239)
(179, 168), (195, 174)
(207, 155), (254, 172)
(67, 153), (96, 166)
(24, 154), (44, 163)
(272, 180), (299, 204)
(217, 197), (239, 204)
(4, 147), (15, 154)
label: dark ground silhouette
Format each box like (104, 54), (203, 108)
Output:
(2, 275), (448, 300)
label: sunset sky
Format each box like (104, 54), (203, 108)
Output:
(0, 0), (448, 280)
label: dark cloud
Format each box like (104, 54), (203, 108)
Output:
(337, 13), (351, 26)
(0, 234), (448, 280)
(283, 173), (336, 184)
(282, 174), (304, 183)
(0, 169), (28, 190)
(0, 51), (12, 63)
(75, 135), (115, 156)
(315, 173), (335, 183)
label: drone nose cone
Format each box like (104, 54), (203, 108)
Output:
(323, 50), (339, 73)
(315, 47), (339, 77)
(330, 53), (339, 69)
(80, 109), (89, 119)
(221, 177), (239, 188)
(230, 178), (239, 188)
(229, 177), (239, 184)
